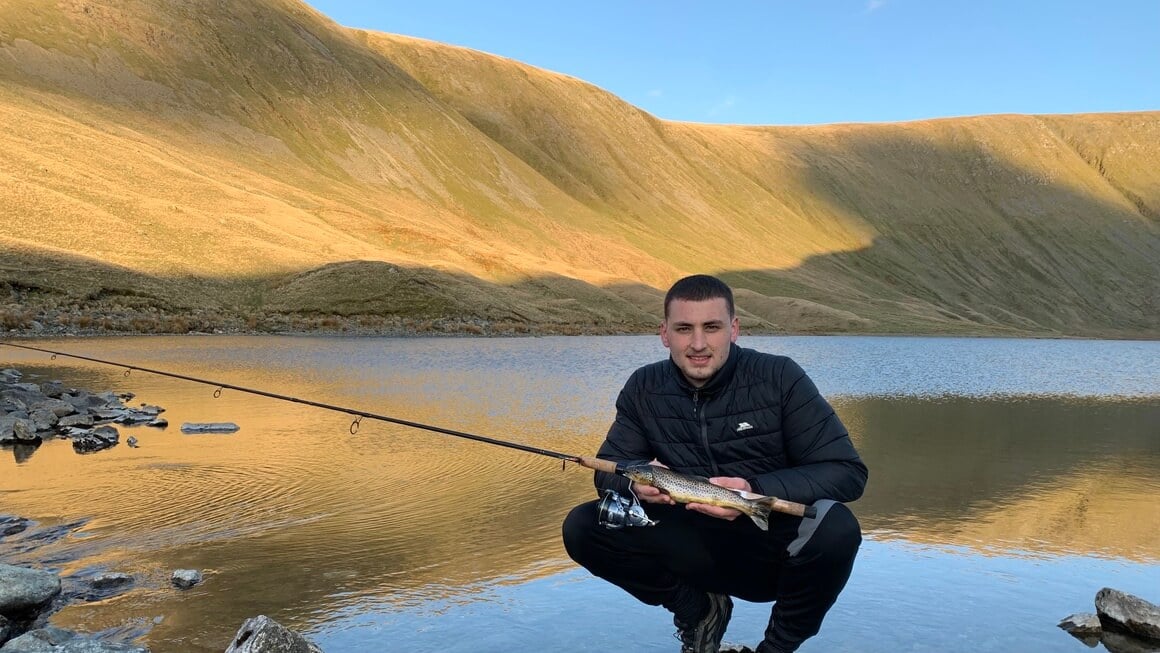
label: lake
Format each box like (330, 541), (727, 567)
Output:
(1, 335), (1158, 653)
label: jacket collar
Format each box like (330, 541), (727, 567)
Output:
(667, 342), (741, 396)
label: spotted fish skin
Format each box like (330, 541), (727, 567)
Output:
(621, 464), (782, 531)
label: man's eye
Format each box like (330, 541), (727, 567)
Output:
(675, 326), (691, 333)
(704, 325), (720, 332)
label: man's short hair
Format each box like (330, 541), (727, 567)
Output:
(664, 274), (735, 319)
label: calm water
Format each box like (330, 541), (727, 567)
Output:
(1, 335), (1158, 653)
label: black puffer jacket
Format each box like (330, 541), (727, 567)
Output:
(594, 343), (868, 505)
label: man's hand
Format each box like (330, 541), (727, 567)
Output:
(632, 460), (676, 505)
(687, 476), (752, 520)
(632, 483), (676, 505)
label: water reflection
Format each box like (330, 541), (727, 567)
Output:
(1, 336), (1158, 653)
(839, 396), (1160, 561)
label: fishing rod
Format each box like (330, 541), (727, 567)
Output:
(0, 341), (816, 519)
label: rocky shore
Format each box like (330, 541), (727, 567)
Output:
(0, 557), (321, 652)
(0, 368), (322, 652)
(0, 302), (653, 340)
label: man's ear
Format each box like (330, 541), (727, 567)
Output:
(659, 320), (670, 348)
(730, 316), (739, 343)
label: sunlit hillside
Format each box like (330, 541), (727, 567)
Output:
(1, 0), (1157, 337)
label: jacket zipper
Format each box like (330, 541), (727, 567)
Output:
(692, 390), (719, 475)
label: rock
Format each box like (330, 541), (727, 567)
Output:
(125, 437), (138, 448)
(180, 423), (239, 434)
(90, 410), (125, 422)
(145, 418), (167, 429)
(0, 625), (74, 652)
(29, 399), (74, 418)
(70, 426), (119, 454)
(224, 615), (323, 653)
(29, 410), (58, 432)
(89, 573), (133, 591)
(92, 392), (123, 409)
(1097, 588), (1160, 643)
(2, 384), (43, 400)
(57, 414), (94, 429)
(0, 626), (147, 652)
(0, 564), (62, 615)
(170, 570), (202, 590)
(12, 419), (40, 443)
(112, 412), (155, 426)
(0, 614), (12, 645)
(0, 416), (17, 443)
(1059, 612), (1102, 646)
(37, 381), (65, 399)
(0, 517), (30, 537)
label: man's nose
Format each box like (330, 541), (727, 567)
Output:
(690, 328), (707, 349)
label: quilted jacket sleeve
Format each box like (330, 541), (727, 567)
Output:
(748, 358), (868, 504)
(591, 371), (656, 496)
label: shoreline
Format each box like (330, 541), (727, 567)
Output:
(2, 304), (1153, 342)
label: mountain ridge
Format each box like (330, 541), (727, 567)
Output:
(1, 0), (1157, 338)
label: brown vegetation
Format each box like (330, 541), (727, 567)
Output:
(0, 0), (1157, 338)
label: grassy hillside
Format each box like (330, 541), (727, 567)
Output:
(1, 0), (1156, 338)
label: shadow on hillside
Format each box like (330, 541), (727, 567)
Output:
(3, 110), (1159, 339)
(707, 120), (1160, 337)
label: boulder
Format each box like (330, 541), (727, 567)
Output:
(0, 626), (147, 652)
(71, 426), (119, 454)
(170, 570), (202, 590)
(11, 420), (39, 444)
(89, 574), (133, 591)
(225, 616), (323, 653)
(1059, 612), (1102, 646)
(37, 381), (65, 399)
(29, 410), (58, 432)
(1097, 588), (1160, 643)
(0, 564), (61, 615)
(29, 399), (74, 418)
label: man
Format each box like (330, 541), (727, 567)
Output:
(562, 274), (868, 653)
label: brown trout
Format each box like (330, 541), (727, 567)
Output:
(621, 463), (790, 530)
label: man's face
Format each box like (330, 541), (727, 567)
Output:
(660, 297), (739, 388)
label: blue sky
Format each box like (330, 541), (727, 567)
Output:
(303, 1), (1159, 126)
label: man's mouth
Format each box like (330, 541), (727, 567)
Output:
(687, 354), (711, 366)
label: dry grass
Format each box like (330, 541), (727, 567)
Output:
(0, 0), (1157, 338)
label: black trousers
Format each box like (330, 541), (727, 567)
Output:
(562, 497), (861, 652)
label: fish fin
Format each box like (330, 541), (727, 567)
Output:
(747, 506), (770, 531)
(733, 489), (765, 500)
(746, 496), (786, 531)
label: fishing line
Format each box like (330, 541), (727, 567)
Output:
(0, 341), (582, 465)
(1, 341), (816, 518)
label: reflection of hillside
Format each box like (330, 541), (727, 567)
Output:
(837, 396), (1160, 560)
(2, 350), (603, 652)
(944, 464), (1160, 561)
(6, 344), (1159, 653)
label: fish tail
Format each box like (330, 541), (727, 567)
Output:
(747, 498), (775, 531)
